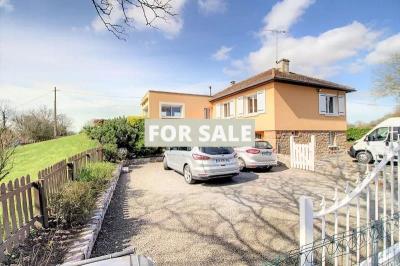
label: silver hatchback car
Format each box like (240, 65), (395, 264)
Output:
(234, 140), (277, 171)
(163, 147), (240, 184)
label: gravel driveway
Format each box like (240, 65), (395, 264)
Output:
(92, 162), (350, 265)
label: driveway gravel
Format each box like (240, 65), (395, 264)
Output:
(91, 162), (357, 265)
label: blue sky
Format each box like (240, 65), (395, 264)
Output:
(0, 0), (399, 130)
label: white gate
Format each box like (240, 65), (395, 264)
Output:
(298, 141), (400, 266)
(290, 135), (315, 171)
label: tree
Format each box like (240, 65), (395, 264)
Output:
(373, 53), (400, 101)
(0, 129), (16, 181)
(0, 100), (15, 130)
(91, 0), (176, 40)
(14, 106), (72, 143)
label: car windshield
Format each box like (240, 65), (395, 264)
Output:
(254, 141), (272, 149)
(199, 147), (234, 155)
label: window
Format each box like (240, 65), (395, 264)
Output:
(367, 127), (389, 141)
(326, 96), (335, 114)
(255, 133), (262, 139)
(328, 132), (336, 146)
(254, 141), (273, 149)
(223, 102), (230, 118)
(199, 147), (234, 155)
(203, 108), (210, 119)
(319, 94), (345, 116)
(247, 94), (258, 114)
(393, 127), (400, 141)
(161, 104), (183, 118)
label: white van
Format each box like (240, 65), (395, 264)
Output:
(348, 117), (400, 163)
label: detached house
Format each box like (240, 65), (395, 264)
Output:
(141, 59), (355, 156)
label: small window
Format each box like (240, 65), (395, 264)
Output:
(291, 131), (299, 137)
(326, 96), (337, 115)
(203, 108), (211, 119)
(392, 127), (400, 141)
(255, 133), (262, 139)
(367, 127), (389, 142)
(161, 104), (183, 118)
(223, 102), (230, 118)
(247, 94), (258, 114)
(328, 132), (336, 146)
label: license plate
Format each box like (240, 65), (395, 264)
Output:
(216, 158), (229, 163)
(262, 151), (272, 156)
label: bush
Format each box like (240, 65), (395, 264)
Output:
(49, 181), (96, 227)
(347, 127), (371, 142)
(84, 117), (163, 161)
(77, 162), (115, 191)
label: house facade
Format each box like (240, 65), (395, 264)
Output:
(141, 59), (355, 156)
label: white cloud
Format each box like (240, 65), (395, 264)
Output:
(212, 46), (232, 61)
(198, 0), (226, 14)
(91, 0), (187, 39)
(0, 0), (13, 12)
(247, 21), (380, 77)
(365, 33), (400, 64)
(262, 0), (314, 33)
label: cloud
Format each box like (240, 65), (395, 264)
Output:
(248, 21), (380, 77)
(262, 0), (314, 32)
(198, 0), (226, 14)
(212, 46), (232, 61)
(365, 33), (400, 64)
(91, 0), (187, 38)
(0, 0), (13, 12)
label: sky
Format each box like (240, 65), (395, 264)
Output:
(0, 0), (399, 130)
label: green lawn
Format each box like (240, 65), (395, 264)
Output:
(5, 134), (99, 183)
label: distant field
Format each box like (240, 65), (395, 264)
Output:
(5, 134), (98, 183)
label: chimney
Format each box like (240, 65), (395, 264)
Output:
(276, 58), (290, 73)
(230, 81), (236, 85)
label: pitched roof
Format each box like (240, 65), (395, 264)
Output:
(210, 68), (355, 101)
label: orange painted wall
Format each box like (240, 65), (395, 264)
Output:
(145, 91), (212, 119)
(273, 83), (347, 131)
(211, 83), (276, 132)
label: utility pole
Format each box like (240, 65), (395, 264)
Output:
(264, 29), (286, 64)
(53, 87), (57, 138)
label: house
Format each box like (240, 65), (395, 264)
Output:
(140, 59), (355, 156)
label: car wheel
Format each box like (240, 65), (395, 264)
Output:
(265, 166), (273, 172)
(238, 158), (246, 171)
(163, 157), (171, 170)
(356, 151), (372, 164)
(183, 164), (195, 184)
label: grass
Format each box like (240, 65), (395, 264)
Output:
(5, 134), (98, 183)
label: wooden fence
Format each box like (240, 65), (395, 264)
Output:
(0, 147), (103, 258)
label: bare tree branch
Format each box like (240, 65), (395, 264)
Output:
(0, 128), (16, 181)
(91, 0), (177, 40)
(373, 53), (400, 102)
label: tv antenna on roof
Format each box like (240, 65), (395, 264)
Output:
(264, 29), (287, 64)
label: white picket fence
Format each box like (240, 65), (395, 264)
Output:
(290, 135), (315, 171)
(299, 141), (400, 266)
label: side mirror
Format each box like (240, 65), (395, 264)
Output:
(385, 141), (389, 146)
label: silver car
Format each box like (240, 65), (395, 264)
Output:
(163, 147), (240, 184)
(234, 140), (278, 171)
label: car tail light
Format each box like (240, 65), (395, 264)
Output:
(192, 154), (210, 160)
(246, 148), (260, 154)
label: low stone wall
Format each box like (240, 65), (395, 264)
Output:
(124, 156), (164, 165)
(276, 130), (347, 157)
(62, 164), (124, 263)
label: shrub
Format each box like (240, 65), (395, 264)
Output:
(84, 117), (163, 161)
(49, 181), (96, 227)
(77, 162), (115, 191)
(347, 127), (371, 142)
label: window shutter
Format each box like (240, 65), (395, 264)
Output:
(333, 96), (339, 115)
(257, 90), (265, 113)
(338, 95), (345, 115)
(216, 104), (221, 118)
(319, 94), (327, 114)
(229, 100), (235, 117)
(237, 97), (244, 116)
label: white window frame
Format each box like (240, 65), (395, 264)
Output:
(221, 100), (235, 118)
(319, 93), (344, 117)
(159, 102), (185, 119)
(242, 89), (266, 117)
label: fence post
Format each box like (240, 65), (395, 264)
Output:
(86, 153), (91, 165)
(290, 136), (294, 168)
(310, 135), (315, 171)
(67, 162), (74, 181)
(299, 196), (314, 266)
(32, 180), (49, 228)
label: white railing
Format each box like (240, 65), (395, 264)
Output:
(299, 141), (400, 266)
(290, 135), (315, 171)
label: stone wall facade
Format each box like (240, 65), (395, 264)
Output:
(272, 130), (347, 157)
